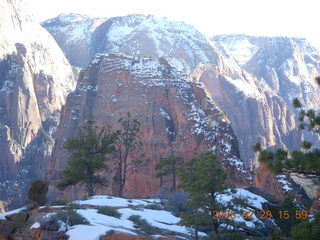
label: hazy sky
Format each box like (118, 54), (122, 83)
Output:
(27, 0), (319, 49)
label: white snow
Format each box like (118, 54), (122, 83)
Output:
(213, 35), (259, 65)
(30, 222), (40, 229)
(74, 195), (160, 207)
(217, 188), (268, 210)
(160, 108), (171, 120)
(0, 207), (26, 220)
(277, 175), (293, 192)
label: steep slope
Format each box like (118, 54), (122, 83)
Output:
(43, 15), (319, 201)
(43, 14), (216, 73)
(190, 43), (302, 169)
(0, 0), (75, 209)
(213, 35), (320, 108)
(46, 53), (252, 200)
(42, 13), (106, 67)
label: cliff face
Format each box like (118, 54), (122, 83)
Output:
(46, 53), (252, 200)
(43, 15), (320, 170)
(0, 0), (75, 208)
(43, 14), (216, 73)
(42, 13), (106, 68)
(190, 46), (301, 169)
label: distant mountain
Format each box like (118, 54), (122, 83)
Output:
(42, 13), (107, 67)
(213, 34), (320, 108)
(43, 15), (320, 171)
(43, 14), (216, 73)
(0, 0), (75, 209)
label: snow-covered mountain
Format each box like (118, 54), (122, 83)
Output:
(43, 14), (320, 170)
(42, 13), (107, 67)
(43, 14), (216, 73)
(0, 0), (75, 209)
(213, 34), (320, 109)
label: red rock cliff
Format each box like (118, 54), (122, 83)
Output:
(46, 53), (252, 201)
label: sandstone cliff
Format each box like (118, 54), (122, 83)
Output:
(43, 15), (320, 170)
(0, 0), (75, 209)
(46, 53), (252, 200)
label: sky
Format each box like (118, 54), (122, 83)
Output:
(27, 0), (319, 49)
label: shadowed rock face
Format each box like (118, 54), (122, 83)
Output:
(0, 0), (75, 209)
(46, 53), (252, 201)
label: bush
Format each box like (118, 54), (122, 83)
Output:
(128, 214), (160, 234)
(52, 200), (68, 206)
(165, 190), (189, 216)
(40, 214), (61, 231)
(12, 212), (28, 230)
(97, 207), (122, 218)
(40, 210), (89, 231)
(28, 180), (48, 205)
(144, 203), (163, 210)
(57, 210), (89, 226)
(155, 188), (189, 216)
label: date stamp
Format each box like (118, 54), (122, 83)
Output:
(212, 210), (309, 220)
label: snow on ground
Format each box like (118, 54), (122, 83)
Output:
(2, 189), (272, 239)
(277, 175), (293, 192)
(216, 188), (270, 228)
(73, 195), (160, 207)
(0, 207), (26, 220)
(217, 188), (268, 210)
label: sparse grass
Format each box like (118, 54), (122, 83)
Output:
(52, 200), (68, 206)
(128, 214), (160, 234)
(40, 210), (89, 231)
(144, 203), (163, 210)
(97, 207), (122, 218)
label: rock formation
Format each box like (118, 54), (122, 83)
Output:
(46, 53), (251, 200)
(0, 0), (75, 209)
(43, 15), (320, 170)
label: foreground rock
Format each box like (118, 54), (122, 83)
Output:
(0, 189), (278, 240)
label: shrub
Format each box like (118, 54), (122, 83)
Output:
(12, 212), (27, 230)
(52, 200), (68, 206)
(28, 180), (48, 206)
(40, 214), (61, 231)
(144, 203), (163, 210)
(165, 190), (189, 216)
(56, 210), (89, 226)
(40, 210), (89, 231)
(128, 214), (160, 234)
(97, 207), (122, 218)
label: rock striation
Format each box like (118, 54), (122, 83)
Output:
(0, 0), (75, 209)
(46, 53), (252, 200)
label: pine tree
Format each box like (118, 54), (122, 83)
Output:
(178, 151), (228, 239)
(56, 118), (118, 196)
(155, 155), (183, 191)
(112, 113), (145, 197)
(289, 214), (320, 240)
(28, 180), (48, 206)
(255, 76), (320, 178)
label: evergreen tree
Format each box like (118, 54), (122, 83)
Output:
(275, 197), (302, 236)
(112, 113), (145, 197)
(289, 213), (320, 240)
(155, 155), (183, 191)
(254, 76), (320, 178)
(56, 118), (118, 196)
(28, 180), (48, 206)
(178, 151), (228, 239)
